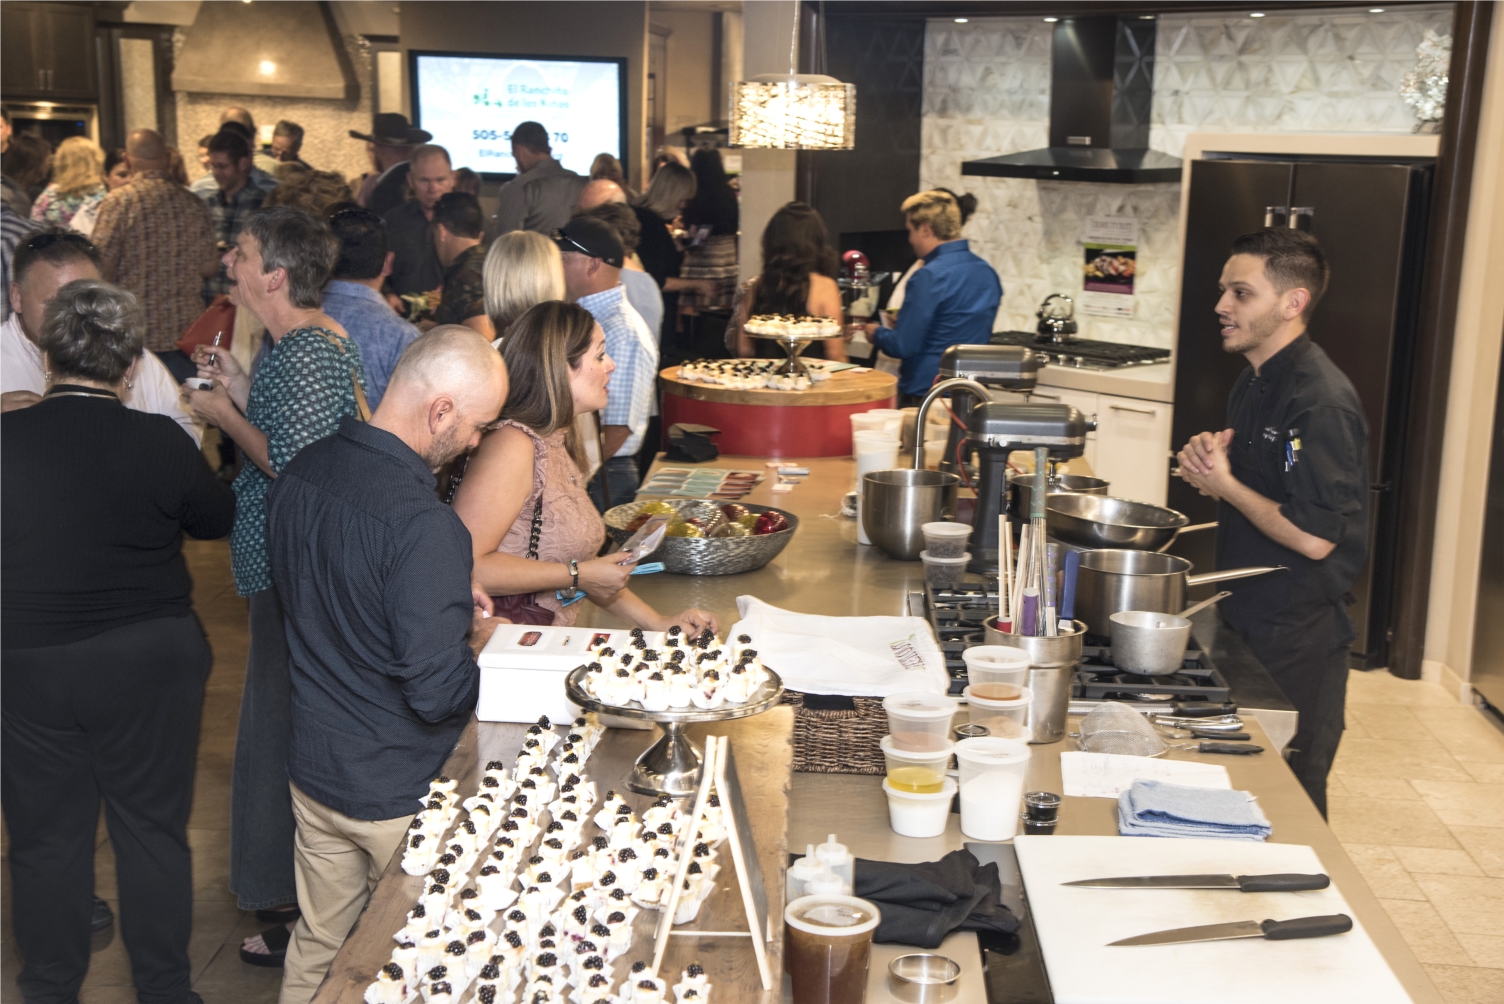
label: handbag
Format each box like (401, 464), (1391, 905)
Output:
(489, 499), (555, 625)
(176, 295), (235, 356)
(312, 327), (372, 422)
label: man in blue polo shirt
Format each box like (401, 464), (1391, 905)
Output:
(870, 190), (1001, 405)
(320, 205), (420, 410)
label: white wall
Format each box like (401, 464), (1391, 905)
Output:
(652, 8), (716, 137)
(920, 6), (1454, 347)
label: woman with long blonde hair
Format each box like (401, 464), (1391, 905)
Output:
(483, 230), (565, 338)
(30, 136), (105, 232)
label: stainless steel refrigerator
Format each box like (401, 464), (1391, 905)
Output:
(1166, 154), (1434, 669)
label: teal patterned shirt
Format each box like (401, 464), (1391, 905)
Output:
(231, 326), (368, 595)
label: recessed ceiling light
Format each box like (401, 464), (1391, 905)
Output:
(1369, 7), (1385, 11)
(1043, 17), (1059, 23)
(954, 17), (968, 23)
(1139, 14), (1156, 19)
(1250, 11), (1265, 17)
(258, 60), (276, 76)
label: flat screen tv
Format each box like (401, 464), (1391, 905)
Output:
(409, 51), (626, 179)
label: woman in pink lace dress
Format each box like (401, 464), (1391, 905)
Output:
(452, 301), (716, 632)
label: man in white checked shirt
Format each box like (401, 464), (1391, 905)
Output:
(555, 216), (658, 510)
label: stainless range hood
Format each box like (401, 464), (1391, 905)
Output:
(961, 16), (1180, 184)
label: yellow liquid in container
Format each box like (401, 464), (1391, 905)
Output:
(887, 767), (945, 794)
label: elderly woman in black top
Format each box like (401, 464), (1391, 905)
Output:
(1, 278), (235, 1004)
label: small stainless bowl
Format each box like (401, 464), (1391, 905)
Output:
(888, 953), (961, 1004)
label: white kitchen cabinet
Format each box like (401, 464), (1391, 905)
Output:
(1028, 386), (1100, 474)
(1091, 392), (1174, 505)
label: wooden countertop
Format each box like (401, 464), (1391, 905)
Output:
(660, 365), (898, 407)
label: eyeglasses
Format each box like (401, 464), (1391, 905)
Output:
(21, 231), (96, 253)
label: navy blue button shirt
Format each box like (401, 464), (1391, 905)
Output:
(872, 240), (1002, 396)
(266, 417), (479, 820)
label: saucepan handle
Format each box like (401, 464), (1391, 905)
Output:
(1176, 522), (1219, 535)
(1186, 566), (1286, 587)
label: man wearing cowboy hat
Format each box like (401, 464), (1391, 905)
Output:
(351, 114), (431, 217)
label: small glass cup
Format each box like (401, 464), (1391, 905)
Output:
(1024, 791), (1061, 822)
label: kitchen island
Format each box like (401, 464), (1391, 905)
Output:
(310, 454), (1440, 1004)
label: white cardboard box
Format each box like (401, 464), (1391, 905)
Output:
(476, 624), (664, 724)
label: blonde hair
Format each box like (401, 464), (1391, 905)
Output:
(265, 164), (354, 216)
(50, 136), (105, 198)
(484, 231), (566, 336)
(901, 189), (963, 241)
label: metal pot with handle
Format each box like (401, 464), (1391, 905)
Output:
(1046, 494), (1218, 552)
(1108, 592), (1232, 676)
(1073, 549), (1284, 637)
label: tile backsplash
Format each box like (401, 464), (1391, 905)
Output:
(920, 5), (1452, 349)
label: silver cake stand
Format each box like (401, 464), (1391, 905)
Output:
(746, 329), (842, 379)
(565, 665), (784, 797)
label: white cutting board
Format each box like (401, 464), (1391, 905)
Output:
(1013, 835), (1409, 1004)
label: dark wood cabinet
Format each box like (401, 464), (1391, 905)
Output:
(1, 3), (96, 100)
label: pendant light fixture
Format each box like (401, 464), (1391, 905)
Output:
(729, 1), (855, 150)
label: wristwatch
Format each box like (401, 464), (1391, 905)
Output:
(565, 559), (580, 599)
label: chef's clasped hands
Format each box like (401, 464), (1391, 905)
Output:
(1178, 427), (1237, 500)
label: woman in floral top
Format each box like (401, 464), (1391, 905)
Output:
(182, 206), (368, 967)
(30, 137), (107, 234)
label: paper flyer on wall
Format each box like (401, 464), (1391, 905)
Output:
(1081, 214), (1138, 318)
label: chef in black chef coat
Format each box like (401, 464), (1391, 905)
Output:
(1177, 228), (1368, 818)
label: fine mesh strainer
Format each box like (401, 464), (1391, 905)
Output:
(1077, 702), (1167, 757)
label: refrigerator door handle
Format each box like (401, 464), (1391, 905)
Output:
(1264, 205), (1290, 227)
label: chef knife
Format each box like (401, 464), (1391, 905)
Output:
(1065, 872), (1330, 891)
(1109, 913), (1353, 947)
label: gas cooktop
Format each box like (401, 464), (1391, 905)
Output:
(991, 330), (1171, 370)
(916, 578), (1230, 704)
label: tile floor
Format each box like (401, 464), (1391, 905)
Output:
(4, 538), (1504, 1003)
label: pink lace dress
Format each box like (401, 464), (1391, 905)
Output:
(496, 421), (608, 626)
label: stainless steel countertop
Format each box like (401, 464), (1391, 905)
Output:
(578, 453), (1442, 1004)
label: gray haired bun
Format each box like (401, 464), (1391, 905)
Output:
(39, 278), (145, 385)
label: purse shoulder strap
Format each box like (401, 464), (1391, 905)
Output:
(310, 326), (371, 422)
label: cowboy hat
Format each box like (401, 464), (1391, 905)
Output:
(349, 113), (431, 147)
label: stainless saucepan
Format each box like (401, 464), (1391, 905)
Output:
(1073, 549), (1284, 637)
(1108, 592), (1232, 676)
(1046, 494), (1218, 552)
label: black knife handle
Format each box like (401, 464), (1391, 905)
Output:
(1199, 742), (1264, 755)
(1172, 702), (1238, 717)
(1260, 914), (1353, 940)
(1238, 873), (1331, 892)
(1194, 730), (1250, 740)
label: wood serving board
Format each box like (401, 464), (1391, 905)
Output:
(310, 710), (793, 1004)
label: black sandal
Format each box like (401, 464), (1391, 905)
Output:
(255, 905), (301, 924)
(239, 922), (291, 968)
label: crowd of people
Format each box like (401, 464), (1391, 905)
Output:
(1, 104), (1001, 1004)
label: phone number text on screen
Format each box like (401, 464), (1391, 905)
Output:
(414, 54), (622, 177)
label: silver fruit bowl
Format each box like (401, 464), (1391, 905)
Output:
(602, 499), (798, 576)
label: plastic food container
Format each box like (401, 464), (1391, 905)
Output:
(920, 521), (972, 558)
(960, 645), (1031, 693)
(954, 737), (1031, 841)
(880, 735), (953, 794)
(922, 438), (951, 470)
(962, 685), (1032, 741)
(882, 776), (957, 838)
(882, 692), (959, 752)
(920, 550), (970, 591)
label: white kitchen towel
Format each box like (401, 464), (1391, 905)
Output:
(729, 595), (950, 697)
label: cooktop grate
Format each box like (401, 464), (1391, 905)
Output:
(991, 330), (1171, 370)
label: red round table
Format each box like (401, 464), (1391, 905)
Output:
(660, 365), (898, 457)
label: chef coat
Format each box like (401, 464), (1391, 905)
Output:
(1215, 334), (1369, 638)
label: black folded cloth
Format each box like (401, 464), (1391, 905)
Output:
(664, 423), (719, 463)
(854, 849), (1020, 948)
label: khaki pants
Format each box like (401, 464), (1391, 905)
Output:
(278, 782), (412, 1004)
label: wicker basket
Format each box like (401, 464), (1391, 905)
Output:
(603, 499), (798, 576)
(781, 692), (888, 775)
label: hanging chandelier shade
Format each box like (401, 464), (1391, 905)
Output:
(729, 73), (855, 150)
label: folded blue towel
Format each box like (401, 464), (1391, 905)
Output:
(1118, 779), (1272, 841)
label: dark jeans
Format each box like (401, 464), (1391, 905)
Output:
(152, 349), (197, 385)
(228, 585), (297, 910)
(1226, 601), (1352, 818)
(591, 455), (641, 513)
(2, 615), (210, 1004)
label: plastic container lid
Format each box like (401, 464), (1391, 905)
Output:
(954, 736), (1032, 767)
(815, 834), (852, 868)
(784, 895), (883, 936)
(921, 522), (973, 538)
(879, 735), (955, 762)
(788, 845), (824, 883)
(881, 776), (958, 802)
(963, 685), (1033, 710)
(919, 550), (971, 565)
(961, 645), (1032, 670)
(805, 870), (847, 896)
(882, 692), (958, 720)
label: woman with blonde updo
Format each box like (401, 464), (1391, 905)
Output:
(30, 136), (106, 231)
